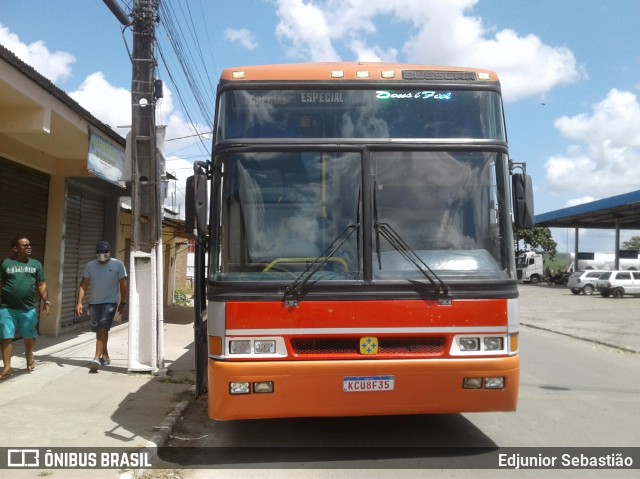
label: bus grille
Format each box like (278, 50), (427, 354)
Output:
(290, 337), (446, 356)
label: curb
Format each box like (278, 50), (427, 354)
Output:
(119, 386), (197, 478)
(147, 389), (195, 448)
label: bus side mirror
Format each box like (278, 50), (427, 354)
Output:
(185, 173), (208, 239)
(512, 173), (535, 228)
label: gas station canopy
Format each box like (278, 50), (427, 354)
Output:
(535, 190), (640, 230)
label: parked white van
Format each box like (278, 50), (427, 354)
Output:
(596, 271), (640, 298)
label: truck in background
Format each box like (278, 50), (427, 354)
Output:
(516, 251), (640, 284)
(516, 251), (570, 284)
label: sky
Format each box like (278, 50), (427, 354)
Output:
(1, 0), (640, 253)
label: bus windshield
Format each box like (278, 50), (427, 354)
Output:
(217, 89), (505, 141)
(211, 149), (512, 283)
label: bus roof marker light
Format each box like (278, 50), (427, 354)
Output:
(381, 71), (395, 79)
(356, 71), (370, 79)
(331, 70), (344, 78)
(232, 71), (246, 79)
(478, 72), (490, 80)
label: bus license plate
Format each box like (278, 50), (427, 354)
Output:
(343, 376), (395, 392)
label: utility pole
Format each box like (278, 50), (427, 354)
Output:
(104, 0), (164, 373)
(129, 0), (164, 373)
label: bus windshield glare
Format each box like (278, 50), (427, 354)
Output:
(217, 89), (506, 141)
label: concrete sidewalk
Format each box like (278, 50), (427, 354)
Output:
(0, 306), (196, 479)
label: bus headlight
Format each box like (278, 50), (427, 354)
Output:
(225, 337), (287, 357)
(483, 337), (504, 351)
(254, 340), (276, 354)
(229, 340), (251, 354)
(451, 334), (508, 356)
(459, 337), (480, 351)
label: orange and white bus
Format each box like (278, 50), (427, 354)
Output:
(186, 63), (534, 420)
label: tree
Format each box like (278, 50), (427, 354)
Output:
(514, 226), (557, 257)
(622, 236), (640, 252)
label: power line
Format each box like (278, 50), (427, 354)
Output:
(156, 0), (216, 125)
(155, 0), (217, 162)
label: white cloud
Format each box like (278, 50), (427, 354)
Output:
(224, 28), (258, 50)
(554, 89), (640, 147)
(0, 24), (75, 83)
(273, 0), (584, 102)
(68, 72), (131, 134)
(349, 39), (398, 63)
(566, 196), (596, 207)
(545, 89), (640, 200)
(69, 75), (206, 218)
(275, 0), (339, 61)
(0, 24), (206, 218)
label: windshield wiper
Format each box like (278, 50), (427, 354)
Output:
(283, 223), (359, 307)
(373, 182), (450, 302)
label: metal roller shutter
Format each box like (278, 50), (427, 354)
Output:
(60, 187), (106, 327)
(0, 158), (49, 263)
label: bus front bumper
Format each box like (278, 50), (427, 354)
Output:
(207, 356), (519, 420)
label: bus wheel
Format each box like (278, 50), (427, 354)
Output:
(613, 288), (624, 299)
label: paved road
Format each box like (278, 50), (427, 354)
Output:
(149, 285), (640, 478)
(517, 283), (640, 353)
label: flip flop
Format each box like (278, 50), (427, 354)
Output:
(27, 360), (36, 371)
(0, 370), (11, 380)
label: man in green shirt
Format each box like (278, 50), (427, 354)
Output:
(0, 237), (50, 379)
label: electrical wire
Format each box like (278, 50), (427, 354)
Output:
(156, 0), (217, 132)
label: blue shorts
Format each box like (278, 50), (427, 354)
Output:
(0, 307), (39, 339)
(89, 303), (117, 332)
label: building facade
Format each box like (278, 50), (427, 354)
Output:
(0, 44), (188, 336)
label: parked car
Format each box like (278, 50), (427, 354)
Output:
(567, 270), (609, 295)
(596, 270), (640, 298)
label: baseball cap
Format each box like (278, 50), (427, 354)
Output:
(96, 240), (111, 252)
